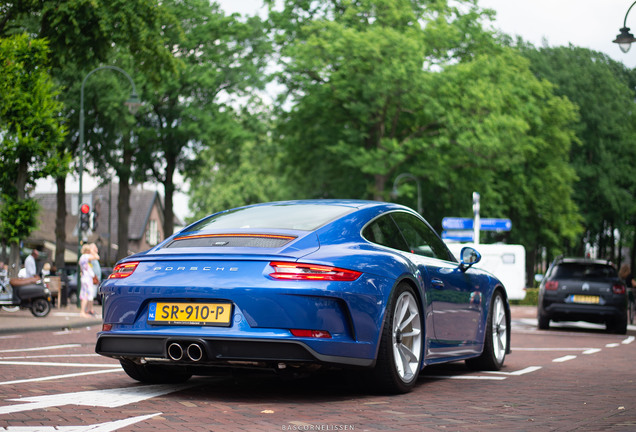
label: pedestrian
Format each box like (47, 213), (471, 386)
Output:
(619, 263), (636, 290)
(24, 248), (39, 278)
(41, 262), (51, 277)
(79, 243), (99, 318)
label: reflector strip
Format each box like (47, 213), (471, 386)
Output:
(174, 233), (296, 241)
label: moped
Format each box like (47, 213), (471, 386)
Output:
(0, 276), (52, 317)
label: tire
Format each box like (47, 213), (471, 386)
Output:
(30, 298), (51, 317)
(119, 359), (192, 384)
(466, 290), (509, 371)
(538, 312), (550, 330)
(371, 283), (423, 394)
(607, 314), (627, 335)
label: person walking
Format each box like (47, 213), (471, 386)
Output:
(78, 243), (99, 317)
(24, 249), (39, 278)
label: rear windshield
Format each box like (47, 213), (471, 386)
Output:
(552, 263), (617, 280)
(184, 204), (355, 232)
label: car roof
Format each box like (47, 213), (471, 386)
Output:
(555, 257), (614, 266)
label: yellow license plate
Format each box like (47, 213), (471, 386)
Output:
(148, 302), (232, 326)
(571, 295), (600, 304)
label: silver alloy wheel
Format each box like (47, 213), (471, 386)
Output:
(491, 294), (507, 363)
(391, 291), (422, 383)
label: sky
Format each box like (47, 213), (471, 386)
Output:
(36, 0), (636, 220)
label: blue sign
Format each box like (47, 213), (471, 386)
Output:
(442, 217), (473, 230)
(442, 217), (512, 232)
(442, 230), (474, 242)
(480, 218), (512, 231)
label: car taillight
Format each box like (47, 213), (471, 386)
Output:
(290, 329), (332, 338)
(613, 284), (626, 295)
(269, 262), (361, 281)
(109, 262), (139, 279)
(545, 280), (559, 290)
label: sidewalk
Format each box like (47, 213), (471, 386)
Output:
(0, 304), (536, 335)
(0, 304), (102, 334)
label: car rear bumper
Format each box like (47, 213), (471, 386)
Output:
(95, 333), (374, 368)
(542, 303), (625, 323)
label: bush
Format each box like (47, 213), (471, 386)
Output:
(510, 288), (538, 306)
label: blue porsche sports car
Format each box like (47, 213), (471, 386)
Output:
(96, 200), (510, 393)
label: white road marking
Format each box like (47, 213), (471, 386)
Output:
(0, 383), (194, 415)
(0, 354), (102, 360)
(0, 412), (161, 431)
(553, 355), (577, 363)
(0, 369), (123, 386)
(0, 361), (120, 368)
(486, 366), (542, 376)
(0, 344), (81, 353)
(513, 347), (596, 351)
(622, 336), (634, 344)
(423, 375), (506, 380)
(582, 348), (601, 354)
(605, 343), (620, 348)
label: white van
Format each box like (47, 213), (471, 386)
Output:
(446, 243), (527, 300)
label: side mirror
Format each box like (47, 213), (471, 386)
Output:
(460, 247), (481, 270)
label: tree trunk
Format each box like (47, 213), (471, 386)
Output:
(55, 176), (67, 270)
(162, 153), (176, 238)
(116, 149), (133, 261)
(373, 173), (386, 201)
(8, 156), (29, 278)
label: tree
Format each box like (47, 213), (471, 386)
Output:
(267, 0), (581, 282)
(136, 0), (272, 236)
(420, 50), (581, 280)
(1, 1), (178, 267)
(520, 45), (636, 264)
(269, 0), (500, 201)
(0, 34), (67, 276)
(187, 107), (287, 219)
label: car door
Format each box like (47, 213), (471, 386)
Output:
(390, 212), (481, 347)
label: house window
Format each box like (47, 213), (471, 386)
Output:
(146, 219), (159, 246)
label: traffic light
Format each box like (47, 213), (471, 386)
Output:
(80, 203), (90, 232)
(90, 209), (98, 230)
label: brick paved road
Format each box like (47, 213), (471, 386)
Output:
(0, 307), (634, 431)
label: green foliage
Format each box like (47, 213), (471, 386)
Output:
(422, 49), (582, 252)
(0, 195), (40, 244)
(0, 34), (66, 253)
(520, 45), (636, 260)
(135, 0), (272, 233)
(510, 288), (538, 306)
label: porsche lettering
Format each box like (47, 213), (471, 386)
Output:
(152, 266), (239, 272)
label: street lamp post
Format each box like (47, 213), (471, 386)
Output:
(391, 173), (422, 215)
(613, 1), (636, 53)
(77, 66), (141, 306)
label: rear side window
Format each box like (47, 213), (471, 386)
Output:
(391, 212), (453, 261)
(362, 215), (409, 251)
(553, 263), (617, 280)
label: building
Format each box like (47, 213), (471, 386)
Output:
(30, 183), (178, 266)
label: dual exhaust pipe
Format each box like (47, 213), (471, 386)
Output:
(168, 342), (204, 362)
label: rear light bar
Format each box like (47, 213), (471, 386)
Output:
(269, 262), (361, 281)
(613, 284), (626, 295)
(290, 329), (332, 338)
(545, 281), (559, 290)
(109, 261), (139, 279)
